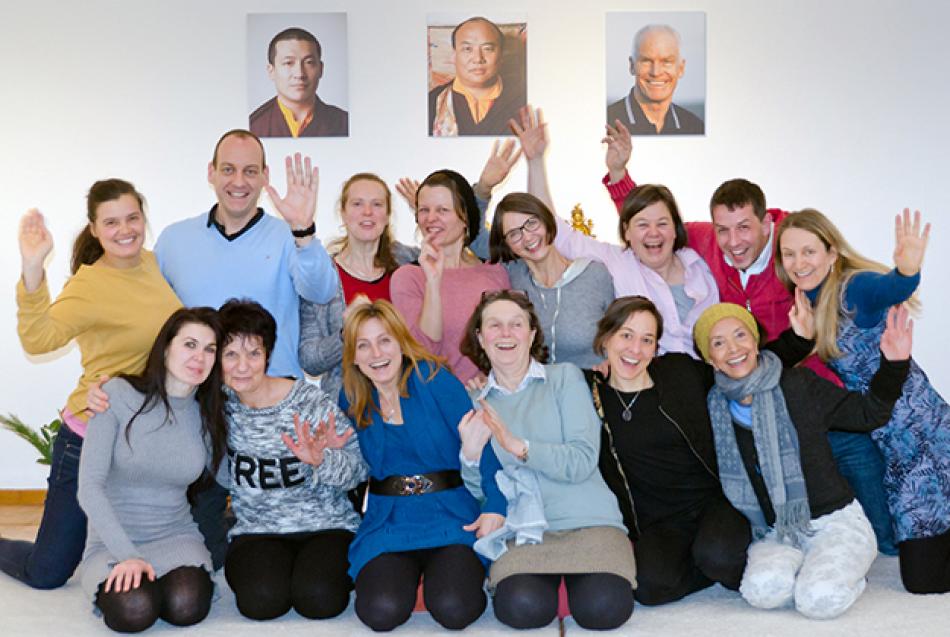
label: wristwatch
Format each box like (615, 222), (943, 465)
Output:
(292, 222), (316, 238)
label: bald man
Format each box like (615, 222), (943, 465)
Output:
(607, 24), (704, 135)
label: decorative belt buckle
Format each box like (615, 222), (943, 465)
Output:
(400, 474), (433, 495)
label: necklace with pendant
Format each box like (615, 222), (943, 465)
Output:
(612, 387), (641, 422)
(380, 393), (398, 420)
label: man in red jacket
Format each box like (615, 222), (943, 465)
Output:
(599, 121), (896, 554)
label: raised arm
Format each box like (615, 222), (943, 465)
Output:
(820, 306), (912, 432)
(603, 119), (633, 187)
(283, 399), (368, 491)
(510, 105), (553, 210)
(843, 209), (929, 327)
(266, 154), (338, 304)
(470, 140), (522, 261)
(17, 211), (93, 354)
(763, 287), (817, 367)
(602, 120), (637, 212)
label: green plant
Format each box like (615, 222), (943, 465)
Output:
(0, 414), (62, 465)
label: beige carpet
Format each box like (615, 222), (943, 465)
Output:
(0, 553), (947, 635)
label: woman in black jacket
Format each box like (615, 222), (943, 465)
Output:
(692, 302), (910, 619)
(584, 294), (815, 606)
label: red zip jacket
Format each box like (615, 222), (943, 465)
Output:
(604, 172), (842, 385)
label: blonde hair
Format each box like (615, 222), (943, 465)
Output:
(328, 173), (400, 274)
(774, 209), (920, 360)
(341, 300), (444, 428)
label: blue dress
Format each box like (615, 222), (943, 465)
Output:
(825, 271), (950, 542)
(341, 362), (505, 579)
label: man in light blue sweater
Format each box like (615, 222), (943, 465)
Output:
(154, 129), (338, 567)
(155, 129), (338, 379)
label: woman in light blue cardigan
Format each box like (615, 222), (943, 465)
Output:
(459, 290), (637, 631)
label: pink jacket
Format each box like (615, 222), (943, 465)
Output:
(605, 172), (841, 384)
(552, 211), (718, 358)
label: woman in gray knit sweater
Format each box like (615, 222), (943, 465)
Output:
(77, 307), (228, 633)
(219, 299), (368, 621)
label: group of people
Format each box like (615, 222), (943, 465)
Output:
(3, 105), (947, 632)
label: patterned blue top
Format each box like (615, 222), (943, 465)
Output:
(822, 270), (950, 542)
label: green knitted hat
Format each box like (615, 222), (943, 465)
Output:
(693, 303), (760, 362)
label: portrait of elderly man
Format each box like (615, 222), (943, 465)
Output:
(607, 23), (704, 135)
(428, 15), (527, 137)
(249, 26), (349, 138)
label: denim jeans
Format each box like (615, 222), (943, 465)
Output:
(0, 426), (88, 588)
(827, 430), (897, 555)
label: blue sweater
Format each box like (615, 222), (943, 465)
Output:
(155, 209), (338, 378)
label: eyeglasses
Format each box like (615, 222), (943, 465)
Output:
(503, 216), (542, 245)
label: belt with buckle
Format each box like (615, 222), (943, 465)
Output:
(369, 470), (463, 496)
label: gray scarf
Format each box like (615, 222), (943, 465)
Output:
(707, 350), (812, 544)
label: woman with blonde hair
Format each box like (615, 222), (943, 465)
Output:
(299, 172), (419, 401)
(340, 300), (505, 631)
(775, 208), (950, 594)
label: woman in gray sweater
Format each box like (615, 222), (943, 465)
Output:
(77, 307), (228, 633)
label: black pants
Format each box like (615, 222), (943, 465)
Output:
(634, 496), (751, 606)
(225, 530), (354, 620)
(493, 572), (634, 630)
(96, 566), (212, 633)
(899, 529), (950, 594)
(354, 544), (486, 631)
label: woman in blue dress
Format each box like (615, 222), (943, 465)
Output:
(775, 207), (949, 594)
(339, 299), (506, 631)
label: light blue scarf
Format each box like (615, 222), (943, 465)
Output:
(707, 350), (812, 544)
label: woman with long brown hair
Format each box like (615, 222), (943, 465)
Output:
(2, 179), (181, 590)
(77, 307), (227, 632)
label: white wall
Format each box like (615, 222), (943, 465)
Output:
(1, 0), (947, 488)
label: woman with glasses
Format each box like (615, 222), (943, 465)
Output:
(482, 192), (615, 368)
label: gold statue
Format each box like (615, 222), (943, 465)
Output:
(570, 203), (595, 237)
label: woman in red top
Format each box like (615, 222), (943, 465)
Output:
(299, 173), (418, 399)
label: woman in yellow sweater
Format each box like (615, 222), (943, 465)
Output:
(1, 179), (181, 589)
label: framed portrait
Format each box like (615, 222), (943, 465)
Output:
(427, 13), (527, 137)
(605, 12), (706, 136)
(247, 12), (349, 138)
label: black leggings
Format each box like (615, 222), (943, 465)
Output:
(634, 496), (751, 606)
(899, 529), (950, 594)
(95, 565), (212, 633)
(225, 530), (354, 620)
(354, 544), (486, 631)
(493, 572), (633, 630)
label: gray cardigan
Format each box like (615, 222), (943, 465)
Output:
(299, 241), (418, 400)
